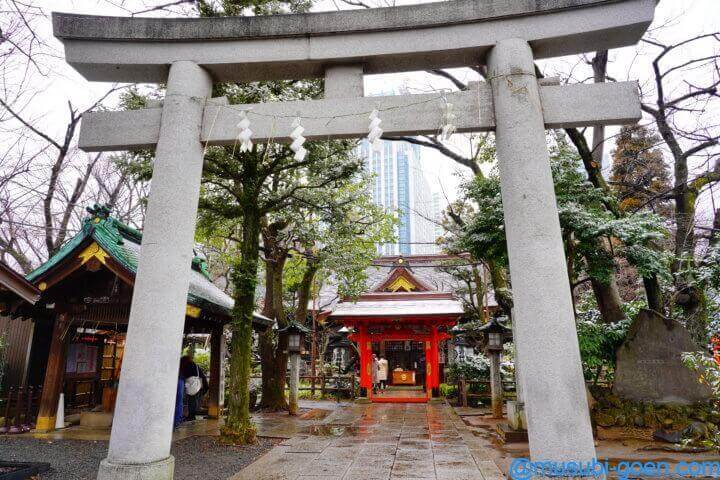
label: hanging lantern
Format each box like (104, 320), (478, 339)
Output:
(237, 110), (254, 152)
(289, 117), (307, 161)
(367, 109), (383, 148)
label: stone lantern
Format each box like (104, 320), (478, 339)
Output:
(278, 322), (310, 415)
(477, 316), (512, 419)
(334, 326), (354, 370)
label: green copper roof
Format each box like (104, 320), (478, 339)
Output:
(26, 205), (232, 317)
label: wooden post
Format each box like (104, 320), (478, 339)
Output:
(9, 387), (24, 433)
(23, 385), (34, 431)
(207, 325), (224, 419)
(36, 314), (69, 431)
(0, 387), (13, 433)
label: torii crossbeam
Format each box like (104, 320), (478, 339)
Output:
(51, 1), (656, 478)
(78, 81), (641, 151)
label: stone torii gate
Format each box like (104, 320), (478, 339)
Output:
(51, 0), (656, 478)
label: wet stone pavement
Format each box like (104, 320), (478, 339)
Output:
(232, 403), (505, 480)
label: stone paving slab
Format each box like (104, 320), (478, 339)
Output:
(231, 403), (504, 480)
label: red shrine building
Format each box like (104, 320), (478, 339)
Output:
(329, 257), (465, 403)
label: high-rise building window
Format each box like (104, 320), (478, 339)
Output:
(396, 151), (411, 256)
(358, 139), (443, 256)
(372, 150), (382, 203)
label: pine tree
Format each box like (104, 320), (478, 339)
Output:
(610, 125), (672, 215)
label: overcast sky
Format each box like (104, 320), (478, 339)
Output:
(13, 0), (720, 217)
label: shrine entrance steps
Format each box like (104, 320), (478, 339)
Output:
(373, 386), (428, 403)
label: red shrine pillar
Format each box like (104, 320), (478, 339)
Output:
(358, 324), (372, 398)
(427, 326), (440, 397)
(425, 335), (432, 399)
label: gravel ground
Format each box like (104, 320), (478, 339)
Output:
(0, 436), (277, 480)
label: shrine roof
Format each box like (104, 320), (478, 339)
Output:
(25, 205), (268, 325)
(327, 256), (472, 320)
(329, 298), (464, 318)
(316, 255), (497, 313)
(0, 261), (40, 305)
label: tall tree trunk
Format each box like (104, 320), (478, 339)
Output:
(584, 238), (626, 323)
(259, 229), (289, 410)
(591, 278), (626, 323)
(295, 258), (319, 328)
(222, 206), (261, 445)
(643, 274), (664, 315)
(672, 165), (706, 338)
(649, 101), (706, 338)
(295, 258), (319, 393)
(486, 259), (513, 316)
(470, 265), (487, 321)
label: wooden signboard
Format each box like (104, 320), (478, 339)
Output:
(392, 370), (415, 385)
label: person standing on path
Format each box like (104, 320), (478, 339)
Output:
(180, 354), (208, 421)
(372, 354), (380, 394)
(174, 362), (185, 429)
(377, 356), (389, 393)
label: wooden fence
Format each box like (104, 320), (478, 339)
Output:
(251, 374), (357, 401)
(456, 378), (516, 408)
(299, 374), (356, 399)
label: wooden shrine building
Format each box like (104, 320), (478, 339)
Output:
(18, 205), (272, 431)
(329, 258), (464, 403)
(0, 262), (41, 390)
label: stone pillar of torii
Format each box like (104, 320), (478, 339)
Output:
(51, 1), (656, 478)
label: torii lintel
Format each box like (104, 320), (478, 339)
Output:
(52, 0), (655, 83)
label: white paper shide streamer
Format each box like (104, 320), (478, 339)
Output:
(367, 109), (383, 148)
(441, 101), (456, 141)
(289, 117), (307, 161)
(237, 110), (254, 152)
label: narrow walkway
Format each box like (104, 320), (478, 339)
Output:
(233, 403), (504, 480)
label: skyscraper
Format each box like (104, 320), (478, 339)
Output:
(359, 139), (440, 255)
(431, 191), (445, 244)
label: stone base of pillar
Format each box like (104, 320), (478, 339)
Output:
(97, 456), (174, 480)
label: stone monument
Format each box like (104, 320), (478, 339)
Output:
(614, 309), (712, 405)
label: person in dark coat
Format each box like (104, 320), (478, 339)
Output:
(180, 354), (208, 421)
(174, 367), (184, 429)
